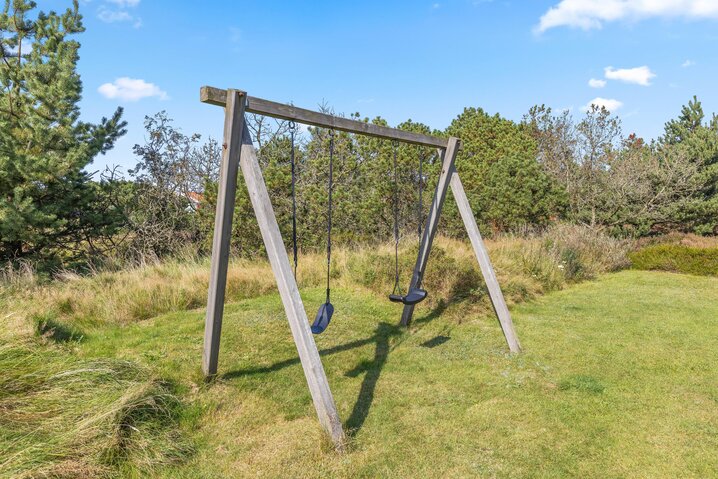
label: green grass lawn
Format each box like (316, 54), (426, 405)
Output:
(3, 270), (718, 478)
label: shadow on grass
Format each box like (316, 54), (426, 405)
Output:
(220, 331), (391, 379)
(414, 298), (447, 327)
(344, 322), (396, 434)
(421, 335), (451, 348)
(34, 316), (85, 343)
(221, 299), (448, 435)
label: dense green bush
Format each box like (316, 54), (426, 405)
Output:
(629, 244), (718, 276)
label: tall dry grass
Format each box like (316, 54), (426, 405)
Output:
(2, 224), (632, 337)
(636, 231), (718, 249)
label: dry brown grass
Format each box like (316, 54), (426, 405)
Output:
(2, 225), (632, 338)
(6, 225), (687, 479)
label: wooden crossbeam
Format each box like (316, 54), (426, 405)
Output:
(201, 86), (449, 149)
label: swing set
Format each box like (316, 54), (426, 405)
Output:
(199, 87), (521, 448)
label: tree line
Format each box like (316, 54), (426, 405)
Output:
(2, 1), (717, 273)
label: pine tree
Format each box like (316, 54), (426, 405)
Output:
(0, 1), (126, 265)
(663, 95), (704, 144)
(660, 96), (718, 234)
(445, 107), (564, 234)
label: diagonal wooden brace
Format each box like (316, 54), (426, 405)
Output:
(399, 140), (520, 353)
(400, 138), (461, 326)
(449, 169), (521, 353)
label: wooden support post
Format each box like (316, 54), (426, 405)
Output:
(202, 89), (246, 377)
(235, 114), (346, 448)
(449, 170), (521, 353)
(400, 137), (461, 326)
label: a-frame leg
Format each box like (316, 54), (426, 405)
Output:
(235, 106), (346, 449)
(449, 170), (521, 353)
(202, 90), (345, 448)
(203, 89), (246, 376)
(400, 137), (460, 326)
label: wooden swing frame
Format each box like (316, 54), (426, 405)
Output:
(200, 87), (521, 449)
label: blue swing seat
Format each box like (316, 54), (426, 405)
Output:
(311, 302), (334, 334)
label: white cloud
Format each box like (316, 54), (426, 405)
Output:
(97, 8), (132, 23)
(588, 78), (606, 88)
(98, 77), (168, 101)
(604, 65), (655, 86)
(682, 59), (695, 67)
(584, 97), (623, 112)
(536, 0), (718, 33)
(97, 0), (141, 27)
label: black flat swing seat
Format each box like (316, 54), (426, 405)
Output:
(311, 130), (337, 336)
(386, 142), (429, 309)
(388, 287), (428, 305)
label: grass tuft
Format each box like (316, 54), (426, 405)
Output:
(34, 313), (85, 343)
(0, 341), (191, 478)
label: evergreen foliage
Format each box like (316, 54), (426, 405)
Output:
(446, 107), (564, 234)
(0, 0), (126, 266)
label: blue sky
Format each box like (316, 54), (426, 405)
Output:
(42, 0), (718, 173)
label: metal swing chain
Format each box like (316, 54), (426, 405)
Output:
(289, 121), (298, 277)
(326, 130), (335, 304)
(392, 140), (401, 294)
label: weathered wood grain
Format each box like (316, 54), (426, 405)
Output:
(400, 138), (461, 326)
(236, 116), (346, 448)
(201, 86), (448, 149)
(450, 169), (521, 353)
(202, 89), (246, 377)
